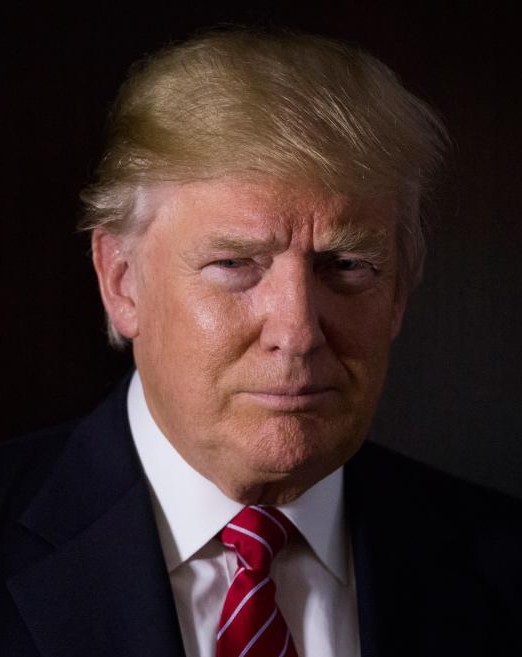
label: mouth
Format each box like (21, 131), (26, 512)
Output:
(241, 386), (338, 411)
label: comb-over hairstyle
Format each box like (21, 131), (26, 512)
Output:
(80, 29), (448, 345)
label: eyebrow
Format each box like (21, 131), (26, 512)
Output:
(318, 224), (392, 264)
(201, 235), (277, 254)
(197, 235), (282, 257)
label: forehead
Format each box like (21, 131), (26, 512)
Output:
(147, 176), (397, 250)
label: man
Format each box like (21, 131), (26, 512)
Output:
(1, 29), (520, 657)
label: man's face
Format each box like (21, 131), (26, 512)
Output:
(120, 176), (406, 503)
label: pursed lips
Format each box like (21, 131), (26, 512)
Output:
(240, 385), (338, 410)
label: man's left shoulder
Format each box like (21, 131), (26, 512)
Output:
(350, 441), (522, 532)
(348, 441), (522, 613)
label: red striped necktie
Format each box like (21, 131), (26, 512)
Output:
(216, 506), (299, 657)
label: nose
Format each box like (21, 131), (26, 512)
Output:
(258, 259), (326, 357)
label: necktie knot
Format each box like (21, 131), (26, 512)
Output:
(217, 506), (299, 657)
(220, 506), (295, 573)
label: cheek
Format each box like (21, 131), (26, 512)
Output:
(326, 292), (397, 359)
(137, 274), (256, 378)
(190, 300), (222, 333)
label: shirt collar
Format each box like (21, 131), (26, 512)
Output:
(128, 370), (348, 584)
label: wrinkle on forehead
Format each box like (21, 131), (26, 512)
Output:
(139, 176), (396, 254)
(195, 184), (396, 264)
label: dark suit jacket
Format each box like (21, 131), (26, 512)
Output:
(1, 377), (521, 657)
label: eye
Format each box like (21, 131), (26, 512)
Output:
(213, 259), (245, 269)
(202, 257), (262, 290)
(317, 253), (375, 273)
(334, 258), (371, 271)
(316, 254), (378, 292)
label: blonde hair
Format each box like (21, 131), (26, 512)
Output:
(80, 29), (448, 345)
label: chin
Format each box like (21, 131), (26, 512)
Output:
(241, 414), (351, 477)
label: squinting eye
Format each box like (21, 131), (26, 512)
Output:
(328, 257), (376, 275)
(316, 255), (378, 292)
(214, 259), (244, 268)
(335, 259), (368, 271)
(202, 258), (262, 290)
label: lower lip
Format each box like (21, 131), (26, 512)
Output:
(243, 390), (337, 411)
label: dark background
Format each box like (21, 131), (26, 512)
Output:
(2, 1), (521, 498)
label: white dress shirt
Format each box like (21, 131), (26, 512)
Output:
(128, 371), (360, 657)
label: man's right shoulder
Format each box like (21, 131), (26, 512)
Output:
(1, 374), (133, 526)
(0, 420), (80, 524)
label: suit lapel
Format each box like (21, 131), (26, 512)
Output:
(6, 379), (186, 657)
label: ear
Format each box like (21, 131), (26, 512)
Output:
(91, 229), (139, 339)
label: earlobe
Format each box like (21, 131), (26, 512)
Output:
(91, 229), (139, 339)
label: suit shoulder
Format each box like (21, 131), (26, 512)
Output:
(0, 420), (78, 524)
(352, 441), (522, 529)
